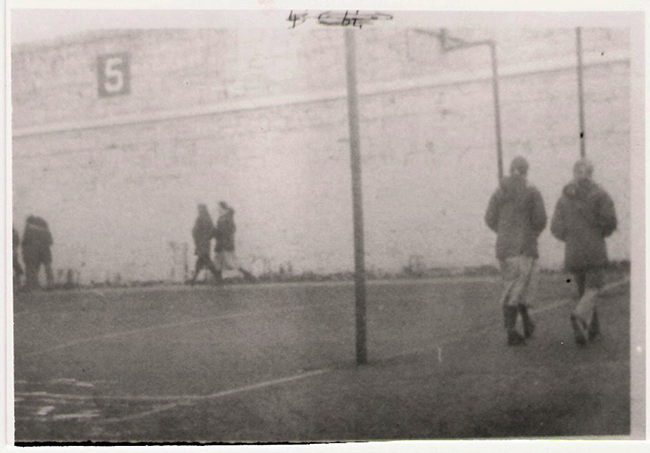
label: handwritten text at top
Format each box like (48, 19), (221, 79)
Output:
(287, 10), (393, 29)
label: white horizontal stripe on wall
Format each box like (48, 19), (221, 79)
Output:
(13, 49), (629, 139)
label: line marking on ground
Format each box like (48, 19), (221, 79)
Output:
(18, 275), (498, 299)
(20, 275), (509, 359)
(16, 276), (630, 424)
(22, 304), (311, 359)
(530, 276), (630, 315)
(51, 411), (101, 421)
(100, 369), (330, 424)
(415, 276), (630, 357)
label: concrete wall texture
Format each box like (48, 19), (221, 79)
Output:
(12, 27), (631, 284)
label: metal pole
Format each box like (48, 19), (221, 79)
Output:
(576, 27), (586, 158)
(489, 42), (504, 181)
(344, 28), (367, 366)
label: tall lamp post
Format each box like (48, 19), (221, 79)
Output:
(344, 28), (367, 366)
(576, 27), (586, 158)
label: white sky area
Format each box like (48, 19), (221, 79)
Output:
(10, 9), (297, 44)
(10, 4), (640, 46)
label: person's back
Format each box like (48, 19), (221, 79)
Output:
(486, 173), (547, 262)
(551, 178), (616, 272)
(215, 205), (236, 253)
(485, 156), (547, 346)
(21, 215), (54, 290)
(22, 216), (53, 250)
(551, 158), (616, 346)
(189, 204), (220, 285)
(192, 206), (215, 255)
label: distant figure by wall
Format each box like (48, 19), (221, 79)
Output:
(214, 201), (255, 283)
(22, 215), (54, 291)
(190, 203), (221, 285)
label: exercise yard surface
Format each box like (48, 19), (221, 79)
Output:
(13, 272), (631, 443)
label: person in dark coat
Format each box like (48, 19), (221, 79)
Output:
(13, 227), (23, 290)
(214, 201), (255, 283)
(485, 156), (547, 346)
(22, 215), (54, 290)
(551, 158), (617, 346)
(190, 204), (221, 284)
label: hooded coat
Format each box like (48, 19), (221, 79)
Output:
(551, 179), (616, 271)
(215, 207), (236, 253)
(192, 208), (215, 256)
(22, 216), (53, 265)
(485, 175), (547, 261)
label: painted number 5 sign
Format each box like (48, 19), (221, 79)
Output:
(97, 53), (130, 97)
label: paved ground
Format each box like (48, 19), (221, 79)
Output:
(12, 272), (633, 443)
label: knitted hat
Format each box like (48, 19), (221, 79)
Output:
(573, 158), (594, 177)
(509, 156), (529, 176)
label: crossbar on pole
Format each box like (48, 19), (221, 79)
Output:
(416, 29), (505, 181)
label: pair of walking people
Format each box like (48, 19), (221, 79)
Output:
(190, 201), (255, 285)
(485, 156), (617, 347)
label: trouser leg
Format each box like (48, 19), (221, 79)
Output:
(516, 258), (536, 339)
(44, 262), (54, 288)
(212, 253), (224, 283)
(589, 309), (600, 340)
(574, 289), (597, 325)
(498, 259), (517, 307)
(503, 305), (525, 346)
(499, 256), (535, 345)
(573, 288), (597, 331)
(500, 256), (536, 307)
(191, 256), (206, 284)
(519, 305), (535, 339)
(13, 257), (23, 290)
(24, 261), (39, 290)
(571, 269), (603, 345)
(574, 272), (586, 298)
(571, 289), (598, 345)
(207, 259), (222, 282)
(238, 267), (255, 282)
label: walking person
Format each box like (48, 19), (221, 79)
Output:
(22, 215), (54, 291)
(214, 201), (255, 283)
(190, 203), (222, 284)
(551, 158), (617, 346)
(13, 227), (24, 291)
(485, 156), (547, 346)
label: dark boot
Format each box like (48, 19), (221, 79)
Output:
(239, 268), (256, 283)
(570, 314), (588, 346)
(503, 306), (525, 346)
(519, 305), (535, 339)
(189, 268), (201, 285)
(207, 262), (222, 284)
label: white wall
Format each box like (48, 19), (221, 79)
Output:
(12, 27), (631, 283)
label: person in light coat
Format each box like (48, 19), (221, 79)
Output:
(551, 158), (617, 346)
(214, 201), (255, 283)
